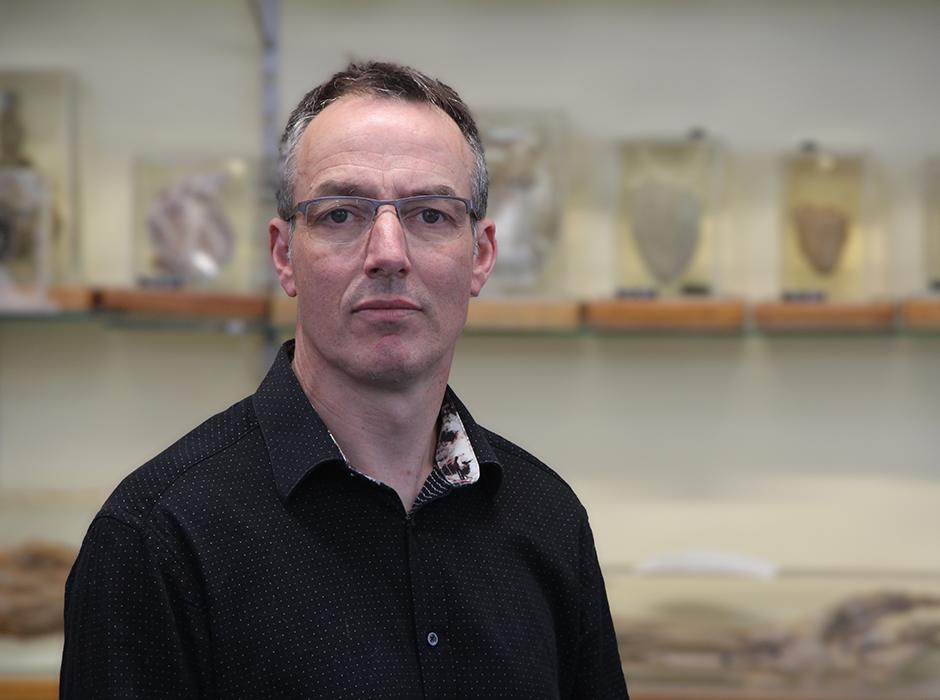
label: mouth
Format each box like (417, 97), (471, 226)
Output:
(352, 297), (422, 322)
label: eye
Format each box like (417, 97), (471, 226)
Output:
(399, 197), (467, 237)
(326, 208), (351, 224)
(312, 200), (371, 226)
(420, 208), (444, 224)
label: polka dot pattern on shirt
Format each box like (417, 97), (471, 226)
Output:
(61, 341), (629, 699)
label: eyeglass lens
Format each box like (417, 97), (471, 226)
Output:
(301, 197), (470, 245)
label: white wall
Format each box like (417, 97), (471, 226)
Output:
(0, 0), (938, 573)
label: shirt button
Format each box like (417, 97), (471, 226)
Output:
(427, 632), (439, 646)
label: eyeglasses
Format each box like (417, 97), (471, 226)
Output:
(293, 195), (474, 246)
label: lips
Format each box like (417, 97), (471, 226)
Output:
(353, 297), (420, 312)
(352, 297), (421, 321)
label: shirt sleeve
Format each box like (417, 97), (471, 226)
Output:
(60, 516), (212, 699)
(572, 516), (631, 700)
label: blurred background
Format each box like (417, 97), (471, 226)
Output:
(1, 0), (939, 693)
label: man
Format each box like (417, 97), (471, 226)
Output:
(61, 62), (628, 699)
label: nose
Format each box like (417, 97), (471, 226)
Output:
(363, 205), (412, 278)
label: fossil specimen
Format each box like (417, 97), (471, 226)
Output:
(616, 590), (940, 688)
(147, 171), (234, 281)
(0, 168), (44, 267)
(0, 90), (42, 270)
(0, 541), (77, 636)
(481, 118), (558, 283)
(630, 181), (701, 284)
(792, 204), (849, 275)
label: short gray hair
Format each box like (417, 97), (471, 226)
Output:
(276, 61), (488, 247)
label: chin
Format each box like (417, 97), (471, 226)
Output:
(359, 349), (447, 388)
(357, 361), (423, 387)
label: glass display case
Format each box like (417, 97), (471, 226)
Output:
(616, 133), (724, 298)
(924, 157), (940, 293)
(607, 566), (940, 698)
(474, 110), (567, 295)
(0, 71), (77, 310)
(134, 155), (266, 292)
(0, 492), (99, 678)
(779, 144), (878, 302)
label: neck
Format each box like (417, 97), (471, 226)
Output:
(290, 339), (449, 512)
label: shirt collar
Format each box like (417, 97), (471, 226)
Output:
(435, 396), (479, 486)
(254, 341), (502, 503)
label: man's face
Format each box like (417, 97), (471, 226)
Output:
(270, 95), (497, 390)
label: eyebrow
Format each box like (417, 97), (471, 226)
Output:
(311, 180), (363, 198)
(310, 180), (461, 199)
(409, 185), (460, 198)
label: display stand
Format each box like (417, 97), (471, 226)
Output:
(779, 144), (879, 302)
(97, 287), (268, 320)
(901, 298), (940, 331)
(0, 71), (78, 291)
(0, 678), (58, 700)
(753, 301), (895, 333)
(133, 156), (265, 293)
(474, 111), (567, 295)
(585, 298), (745, 333)
(616, 134), (724, 297)
(465, 297), (582, 332)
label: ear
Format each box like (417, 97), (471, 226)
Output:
(269, 217), (297, 298)
(470, 216), (498, 297)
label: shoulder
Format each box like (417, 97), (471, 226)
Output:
(482, 428), (565, 482)
(480, 427), (585, 514)
(449, 388), (575, 494)
(96, 396), (261, 531)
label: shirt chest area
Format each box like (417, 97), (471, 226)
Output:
(183, 477), (569, 699)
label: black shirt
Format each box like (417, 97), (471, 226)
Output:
(61, 342), (628, 699)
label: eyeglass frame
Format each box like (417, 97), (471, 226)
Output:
(291, 195), (477, 245)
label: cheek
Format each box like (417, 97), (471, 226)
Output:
(292, 253), (351, 313)
(425, 254), (475, 314)
(423, 252), (469, 289)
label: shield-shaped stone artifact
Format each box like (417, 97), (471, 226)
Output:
(792, 205), (848, 275)
(630, 181), (701, 284)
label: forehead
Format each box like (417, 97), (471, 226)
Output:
(295, 95), (475, 198)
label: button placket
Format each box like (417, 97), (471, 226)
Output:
(407, 515), (455, 696)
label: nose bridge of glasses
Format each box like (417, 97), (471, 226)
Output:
(367, 200), (409, 239)
(368, 200), (407, 231)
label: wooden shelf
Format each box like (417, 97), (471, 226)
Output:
(753, 301), (896, 333)
(267, 296), (586, 332)
(269, 294), (298, 327)
(0, 678), (57, 700)
(901, 298), (940, 331)
(6, 286), (940, 337)
(0, 678), (906, 700)
(47, 284), (96, 312)
(584, 298), (747, 333)
(96, 288), (269, 320)
(465, 298), (582, 332)
(629, 686), (912, 700)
